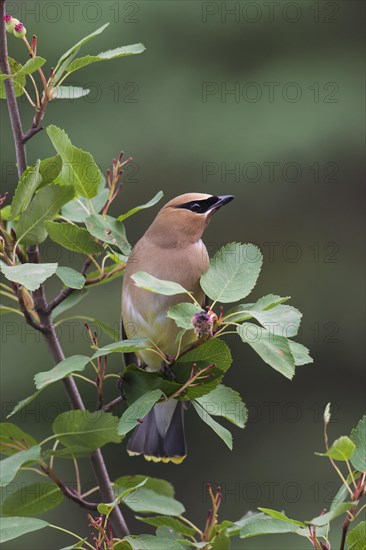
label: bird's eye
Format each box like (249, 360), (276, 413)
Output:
(190, 203), (201, 213)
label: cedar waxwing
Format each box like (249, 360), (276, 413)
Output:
(121, 193), (234, 463)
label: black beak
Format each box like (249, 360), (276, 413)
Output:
(209, 194), (235, 213)
(217, 195), (235, 206)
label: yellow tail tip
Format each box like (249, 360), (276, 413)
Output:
(127, 450), (187, 464)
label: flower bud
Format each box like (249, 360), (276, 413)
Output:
(13, 22), (27, 38)
(192, 312), (213, 339)
(323, 402), (331, 424)
(3, 15), (20, 33)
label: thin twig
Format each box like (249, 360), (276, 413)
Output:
(47, 257), (92, 312)
(0, 2), (27, 175)
(41, 462), (99, 511)
(22, 124), (44, 143)
(0, 5), (129, 537)
(339, 507), (355, 550)
(173, 336), (207, 363)
(103, 396), (123, 413)
(11, 283), (46, 332)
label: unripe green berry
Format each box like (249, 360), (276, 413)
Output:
(3, 15), (20, 33)
(13, 22), (27, 39)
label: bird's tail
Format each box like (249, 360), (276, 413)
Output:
(127, 399), (187, 464)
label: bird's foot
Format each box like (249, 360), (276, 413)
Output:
(117, 376), (127, 400)
(160, 361), (176, 381)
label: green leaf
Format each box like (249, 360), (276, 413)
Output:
(34, 355), (90, 390)
(117, 191), (164, 222)
(85, 214), (131, 254)
(167, 303), (204, 330)
(113, 542), (133, 550)
(52, 289), (89, 320)
(0, 262), (58, 291)
(347, 521), (366, 550)
(0, 446), (41, 487)
(122, 365), (179, 404)
(178, 338), (232, 372)
(245, 305), (302, 338)
(47, 125), (101, 198)
(288, 341), (313, 366)
(16, 184), (74, 244)
(66, 44), (146, 74)
(56, 266), (85, 289)
(200, 243), (263, 304)
(0, 516), (48, 543)
(254, 294), (291, 310)
(257, 508), (304, 527)
(6, 389), (45, 419)
(226, 512), (262, 537)
(92, 338), (151, 359)
(239, 514), (301, 538)
(224, 294), (291, 323)
(131, 272), (189, 297)
(212, 531), (230, 550)
(307, 501), (354, 526)
(0, 424), (37, 456)
(9, 161), (42, 219)
(330, 472), (361, 510)
(192, 401), (232, 450)
(45, 221), (103, 256)
(61, 178), (108, 222)
(98, 479), (149, 517)
(59, 540), (88, 550)
(0, 205), (12, 221)
(38, 155), (63, 189)
(114, 475), (175, 498)
(171, 339), (233, 400)
(125, 535), (184, 550)
(136, 516), (195, 537)
(123, 487), (185, 516)
(350, 416), (366, 472)
(118, 390), (163, 436)
(53, 410), (121, 452)
(237, 323), (295, 380)
(53, 23), (110, 82)
(316, 436), (356, 461)
(212, 530), (230, 550)
(0, 58), (26, 98)
(195, 385), (247, 428)
(15, 57), (46, 77)
(2, 482), (63, 516)
(54, 86), (90, 99)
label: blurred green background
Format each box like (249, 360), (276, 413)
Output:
(1, 1), (365, 548)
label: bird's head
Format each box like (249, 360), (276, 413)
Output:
(145, 193), (234, 247)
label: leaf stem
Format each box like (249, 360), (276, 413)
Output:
(0, 289), (18, 301)
(323, 420), (353, 498)
(73, 457), (82, 495)
(178, 515), (203, 537)
(81, 485), (100, 499)
(72, 373), (96, 386)
(19, 466), (48, 477)
(345, 460), (357, 489)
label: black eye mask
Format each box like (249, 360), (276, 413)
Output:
(176, 196), (219, 214)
